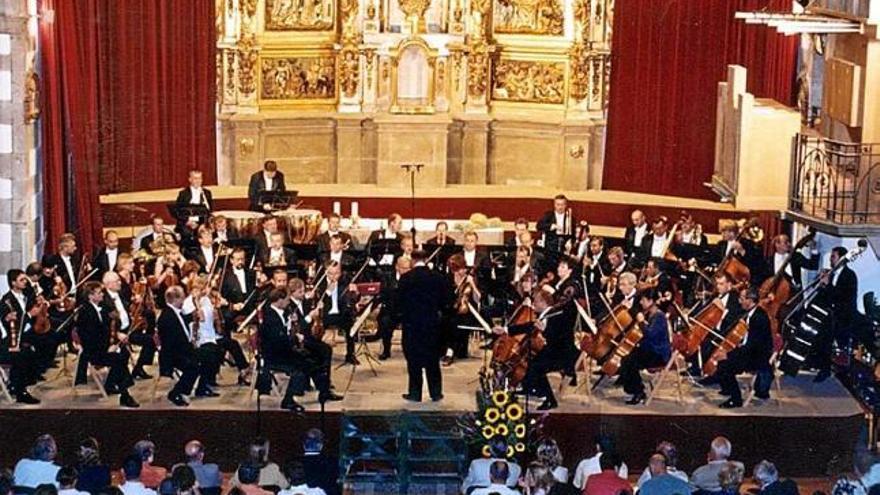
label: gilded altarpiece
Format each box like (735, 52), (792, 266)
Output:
(216, 0), (613, 189)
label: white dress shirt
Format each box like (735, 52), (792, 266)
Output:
(234, 268), (248, 292)
(183, 295), (219, 346)
(201, 245), (215, 268)
(272, 305), (289, 329)
(61, 255), (76, 285)
(108, 290), (130, 330)
(263, 173), (275, 191)
(106, 248), (118, 272)
(330, 251), (343, 263)
(171, 306), (191, 340)
(464, 249), (476, 267)
(651, 234), (668, 258)
(120, 481), (158, 495)
(554, 211), (566, 234)
(326, 286), (340, 314)
(633, 224), (648, 247)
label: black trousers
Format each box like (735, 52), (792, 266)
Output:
(77, 349), (134, 391)
(619, 346), (667, 395)
(524, 348), (575, 403)
(324, 314), (354, 358)
(267, 353), (330, 401)
(717, 352), (771, 402)
(814, 315), (855, 373)
(217, 336), (249, 370)
(127, 331), (157, 369)
(405, 353), (442, 400)
(0, 348), (39, 393)
(444, 313), (472, 359)
(159, 350), (201, 396)
(377, 310), (398, 353)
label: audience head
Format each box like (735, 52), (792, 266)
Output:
(33, 485), (57, 495)
(536, 439), (563, 470)
(599, 452), (620, 472)
(123, 454), (143, 481)
(158, 477), (179, 495)
(709, 436), (732, 461)
(753, 460), (779, 487)
(171, 465), (197, 493)
(489, 460), (509, 484)
(237, 463), (261, 486)
(78, 437), (102, 466)
(185, 440), (205, 463)
(32, 434), (58, 462)
(284, 461), (307, 487)
(303, 428), (324, 454)
(719, 462), (744, 491)
(248, 438), (271, 467)
(648, 453), (667, 477)
(655, 441), (678, 470)
(134, 440), (157, 464)
(56, 466), (78, 489)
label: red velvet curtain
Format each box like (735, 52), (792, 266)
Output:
(40, 0), (217, 252)
(603, 0), (798, 201)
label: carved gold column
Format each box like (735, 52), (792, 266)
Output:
(235, 0), (261, 112)
(338, 0), (363, 112)
(567, 0), (612, 116)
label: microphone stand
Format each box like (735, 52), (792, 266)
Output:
(400, 163), (424, 236)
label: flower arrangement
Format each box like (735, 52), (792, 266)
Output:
(457, 381), (546, 459)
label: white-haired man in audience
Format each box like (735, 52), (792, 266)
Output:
(640, 453), (691, 495)
(637, 441), (688, 489)
(690, 436), (743, 493)
(184, 440), (222, 491)
(461, 437), (521, 493)
(469, 461), (520, 495)
(13, 434), (60, 489)
(753, 460), (798, 495)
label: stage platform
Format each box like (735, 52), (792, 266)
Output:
(0, 335), (864, 479)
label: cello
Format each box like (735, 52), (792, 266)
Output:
(676, 298), (726, 358)
(759, 229), (816, 338)
(716, 218), (759, 289)
(702, 317), (749, 376)
(599, 320), (644, 376)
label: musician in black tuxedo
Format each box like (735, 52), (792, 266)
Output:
(713, 287), (774, 408)
(398, 250), (454, 402)
(426, 221), (456, 247)
(140, 216), (170, 254)
(260, 232), (297, 270)
(376, 257), (412, 360)
(522, 289), (578, 410)
(461, 231), (489, 272)
(367, 213), (404, 267)
(174, 170), (213, 246)
(694, 272), (744, 379)
(102, 271), (154, 380)
(536, 194), (575, 253)
(713, 223), (766, 284)
(637, 217), (672, 270)
(254, 216), (286, 266)
(220, 248), (258, 332)
(320, 262), (358, 364)
(287, 279), (333, 375)
(75, 281), (139, 408)
(44, 233), (82, 290)
(157, 285), (204, 406)
(765, 234), (819, 288)
(618, 289), (672, 405)
(248, 160), (287, 212)
(624, 209), (649, 259)
(92, 230), (121, 279)
(211, 214), (239, 243)
(316, 213), (354, 256)
(505, 218), (530, 249)
(259, 288), (342, 411)
(814, 246), (860, 382)
(0, 269), (41, 404)
(188, 228), (220, 274)
(319, 235), (356, 271)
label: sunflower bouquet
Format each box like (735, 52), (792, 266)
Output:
(457, 383), (546, 460)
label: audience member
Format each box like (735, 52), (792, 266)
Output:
(170, 465), (196, 495)
(156, 479), (177, 495)
(236, 464), (273, 495)
(691, 437), (743, 493)
(297, 429), (338, 495)
(0, 471), (13, 495)
(717, 462), (744, 495)
(56, 467), (88, 495)
(470, 461), (520, 495)
(639, 453), (691, 495)
(119, 454), (157, 495)
(832, 450), (880, 495)
(14, 435), (61, 489)
(279, 462), (325, 495)
(536, 440), (569, 484)
(34, 484), (58, 495)
(583, 453), (632, 495)
(637, 442), (688, 489)
(75, 438), (111, 494)
(462, 437), (522, 493)
(573, 434), (629, 490)
(231, 439), (289, 490)
(753, 461), (798, 495)
(184, 441), (222, 491)
(132, 441), (166, 491)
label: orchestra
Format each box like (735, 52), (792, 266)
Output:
(0, 184), (867, 413)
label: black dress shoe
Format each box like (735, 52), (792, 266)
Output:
(320, 392), (344, 402)
(401, 394), (421, 402)
(132, 368), (153, 380)
(537, 399), (558, 411)
(625, 392), (646, 405)
(15, 391), (40, 405)
(195, 388), (220, 398)
(280, 400), (305, 412)
(104, 385), (121, 396)
(719, 398), (743, 409)
(718, 388), (734, 397)
(379, 351), (391, 361)
(168, 393), (189, 407)
(814, 369), (831, 383)
(120, 392), (140, 408)
(344, 355), (360, 365)
(442, 356), (454, 367)
(698, 376), (720, 387)
(237, 374), (251, 387)
(431, 394), (444, 402)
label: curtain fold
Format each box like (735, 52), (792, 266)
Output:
(40, 0), (217, 252)
(603, 0), (798, 201)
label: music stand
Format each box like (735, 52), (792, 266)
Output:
(167, 203), (210, 224)
(368, 239), (400, 266)
(257, 190), (298, 212)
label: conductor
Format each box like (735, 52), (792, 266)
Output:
(248, 160), (287, 211)
(398, 250), (453, 402)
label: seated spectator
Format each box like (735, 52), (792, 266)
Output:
(536, 440), (569, 484)
(14, 435), (61, 489)
(470, 461), (520, 495)
(639, 454), (691, 495)
(1, 470), (14, 495)
(184, 441), (222, 491)
(833, 451), (880, 495)
(462, 437), (522, 493)
(637, 442), (688, 489)
(119, 454), (157, 495)
(132, 442), (166, 491)
(231, 439), (289, 490)
(583, 453), (632, 495)
(170, 466), (196, 495)
(520, 462), (577, 495)
(691, 437), (743, 494)
(717, 462), (743, 495)
(75, 438), (110, 494)
(279, 462), (325, 495)
(573, 434), (629, 490)
(156, 479), (177, 495)
(297, 429), (337, 495)
(34, 485), (58, 495)
(236, 465), (273, 495)
(94, 488), (122, 495)
(753, 461), (797, 495)
(56, 467), (88, 495)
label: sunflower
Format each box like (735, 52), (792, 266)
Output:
(484, 407), (501, 424)
(492, 390), (509, 407)
(515, 442), (526, 453)
(481, 425), (496, 439)
(506, 445), (515, 458)
(506, 402), (523, 421)
(514, 424), (526, 438)
(482, 444), (492, 458)
(495, 423), (509, 436)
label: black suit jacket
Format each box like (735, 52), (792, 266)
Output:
(187, 245), (219, 273)
(624, 225), (649, 258)
(44, 253), (82, 289)
(729, 306), (773, 369)
(175, 187), (213, 211)
(827, 265), (858, 326)
(259, 305), (295, 365)
(221, 269), (257, 305)
(259, 246), (297, 269)
(718, 292), (744, 334)
(0, 291), (33, 352)
(157, 307), (194, 361)
(320, 280), (355, 324)
(536, 210), (576, 251)
(426, 235), (456, 246)
(139, 233), (165, 254)
(248, 170), (287, 211)
(398, 266), (453, 359)
(92, 248), (120, 277)
(316, 231), (354, 255)
(319, 252), (356, 271)
(77, 302), (112, 358)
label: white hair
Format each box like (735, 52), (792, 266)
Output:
(711, 436), (732, 460)
(101, 271), (120, 285)
(753, 460), (778, 486)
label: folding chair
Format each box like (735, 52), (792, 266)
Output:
(0, 364), (14, 403)
(70, 330), (110, 400)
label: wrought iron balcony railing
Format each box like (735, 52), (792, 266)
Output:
(790, 133), (880, 226)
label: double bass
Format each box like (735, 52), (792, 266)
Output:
(716, 218), (759, 289)
(490, 304), (549, 387)
(759, 229), (816, 338)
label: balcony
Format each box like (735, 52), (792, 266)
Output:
(810, 0), (879, 22)
(787, 134), (880, 235)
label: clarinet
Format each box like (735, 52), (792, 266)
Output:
(3, 299), (19, 351)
